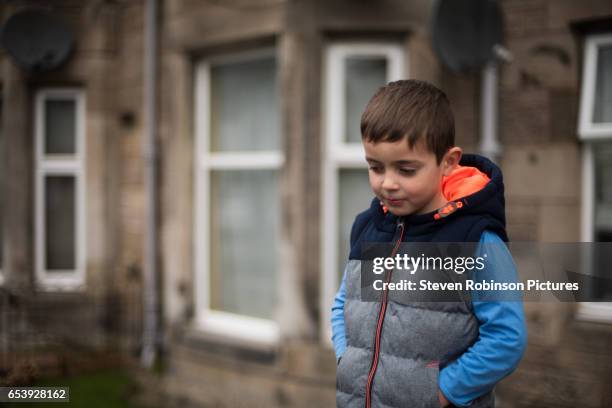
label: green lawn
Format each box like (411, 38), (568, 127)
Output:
(4, 369), (148, 408)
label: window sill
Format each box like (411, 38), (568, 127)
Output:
(179, 320), (279, 365)
(575, 302), (612, 323)
(35, 281), (86, 292)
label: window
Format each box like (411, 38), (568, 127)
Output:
(35, 89), (86, 290)
(577, 34), (612, 321)
(194, 49), (282, 345)
(321, 43), (405, 342)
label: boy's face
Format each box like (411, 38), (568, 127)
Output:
(363, 138), (461, 217)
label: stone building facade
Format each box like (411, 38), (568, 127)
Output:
(1, 0), (612, 407)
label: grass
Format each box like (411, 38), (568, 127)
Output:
(4, 368), (149, 408)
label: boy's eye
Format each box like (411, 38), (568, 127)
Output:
(399, 168), (417, 175)
(368, 166), (383, 173)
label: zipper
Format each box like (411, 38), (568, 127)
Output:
(365, 217), (405, 408)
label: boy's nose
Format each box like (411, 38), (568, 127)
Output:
(381, 176), (399, 190)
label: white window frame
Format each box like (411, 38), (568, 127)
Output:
(34, 88), (86, 291)
(578, 34), (612, 140)
(193, 48), (283, 346)
(320, 43), (405, 344)
(577, 34), (612, 322)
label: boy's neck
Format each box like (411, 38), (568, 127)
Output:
(415, 191), (448, 215)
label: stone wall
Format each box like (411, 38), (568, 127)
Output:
(0, 1), (145, 376)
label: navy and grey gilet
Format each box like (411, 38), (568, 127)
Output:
(336, 154), (508, 408)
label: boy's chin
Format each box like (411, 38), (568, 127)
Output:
(387, 207), (418, 217)
(386, 204), (431, 217)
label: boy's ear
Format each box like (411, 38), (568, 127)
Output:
(442, 147), (462, 176)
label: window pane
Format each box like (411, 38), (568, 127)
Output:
(45, 99), (76, 155)
(345, 57), (387, 144)
(338, 169), (373, 276)
(45, 176), (76, 270)
(209, 170), (279, 319)
(210, 56), (279, 151)
(591, 142), (612, 300)
(593, 45), (612, 124)
(595, 141), (612, 236)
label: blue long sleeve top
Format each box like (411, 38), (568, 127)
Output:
(330, 230), (527, 407)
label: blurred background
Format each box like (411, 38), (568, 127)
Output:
(0, 0), (611, 407)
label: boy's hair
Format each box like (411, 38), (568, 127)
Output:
(360, 79), (455, 165)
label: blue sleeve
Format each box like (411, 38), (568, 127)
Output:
(331, 266), (348, 361)
(332, 211), (370, 362)
(438, 230), (528, 407)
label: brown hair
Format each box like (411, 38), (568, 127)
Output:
(360, 79), (455, 164)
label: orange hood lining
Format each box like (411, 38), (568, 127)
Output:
(442, 164), (490, 202)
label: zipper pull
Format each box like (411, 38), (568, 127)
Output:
(391, 216), (405, 249)
(397, 216), (404, 229)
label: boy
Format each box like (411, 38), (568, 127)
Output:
(331, 80), (526, 408)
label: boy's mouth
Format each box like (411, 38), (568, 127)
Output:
(384, 197), (405, 206)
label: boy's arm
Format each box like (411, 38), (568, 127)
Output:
(331, 268), (348, 364)
(332, 209), (371, 364)
(438, 230), (528, 407)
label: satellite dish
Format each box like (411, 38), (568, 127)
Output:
(431, 0), (504, 73)
(0, 9), (74, 72)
